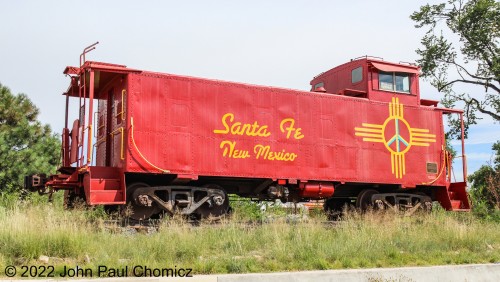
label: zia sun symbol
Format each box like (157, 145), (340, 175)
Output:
(354, 97), (436, 178)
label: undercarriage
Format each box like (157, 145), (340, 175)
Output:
(324, 188), (433, 219)
(124, 183), (230, 220)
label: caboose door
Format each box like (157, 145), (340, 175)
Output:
(108, 88), (126, 167)
(95, 87), (126, 167)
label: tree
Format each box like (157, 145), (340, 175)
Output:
(0, 83), (60, 192)
(468, 141), (500, 213)
(411, 0), (499, 138)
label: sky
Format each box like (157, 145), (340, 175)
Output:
(0, 0), (498, 180)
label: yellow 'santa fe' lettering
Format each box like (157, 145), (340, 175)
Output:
(214, 113), (303, 162)
(213, 113), (271, 137)
(219, 140), (251, 159)
(254, 144), (297, 161)
(280, 118), (304, 140)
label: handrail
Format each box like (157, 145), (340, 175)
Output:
(421, 145), (449, 186)
(110, 127), (125, 160)
(94, 112), (105, 138)
(116, 90), (126, 121)
(91, 136), (106, 166)
(89, 87), (126, 165)
(425, 112), (467, 185)
(77, 124), (92, 167)
(93, 136), (107, 147)
(460, 113), (467, 182)
(130, 117), (170, 173)
(91, 127), (125, 165)
(86, 124), (93, 165)
(93, 112), (98, 137)
(80, 42), (99, 67)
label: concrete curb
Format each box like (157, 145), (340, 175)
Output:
(217, 263), (500, 282)
(2, 263), (499, 282)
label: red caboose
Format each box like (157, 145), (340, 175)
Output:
(26, 45), (470, 219)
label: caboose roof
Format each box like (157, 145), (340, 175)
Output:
(369, 61), (419, 74)
(312, 58), (420, 81)
(63, 61), (142, 97)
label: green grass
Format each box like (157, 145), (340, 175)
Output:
(0, 192), (499, 277)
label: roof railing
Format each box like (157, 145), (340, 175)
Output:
(79, 41), (99, 67)
(398, 61), (418, 66)
(351, 55), (384, 61)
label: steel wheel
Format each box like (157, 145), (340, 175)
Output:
(125, 182), (161, 220)
(415, 192), (433, 212)
(193, 184), (230, 220)
(356, 189), (379, 211)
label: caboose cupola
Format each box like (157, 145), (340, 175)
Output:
(310, 56), (423, 106)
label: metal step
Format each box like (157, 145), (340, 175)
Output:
(89, 190), (125, 205)
(90, 178), (120, 190)
(448, 182), (471, 211)
(450, 200), (462, 210)
(84, 166), (125, 205)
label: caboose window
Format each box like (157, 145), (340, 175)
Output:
(314, 82), (324, 90)
(351, 67), (362, 84)
(379, 71), (410, 93)
(395, 73), (410, 92)
(379, 72), (394, 91)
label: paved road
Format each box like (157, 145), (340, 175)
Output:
(1, 263), (499, 282)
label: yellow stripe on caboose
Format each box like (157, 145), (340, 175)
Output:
(355, 123), (384, 143)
